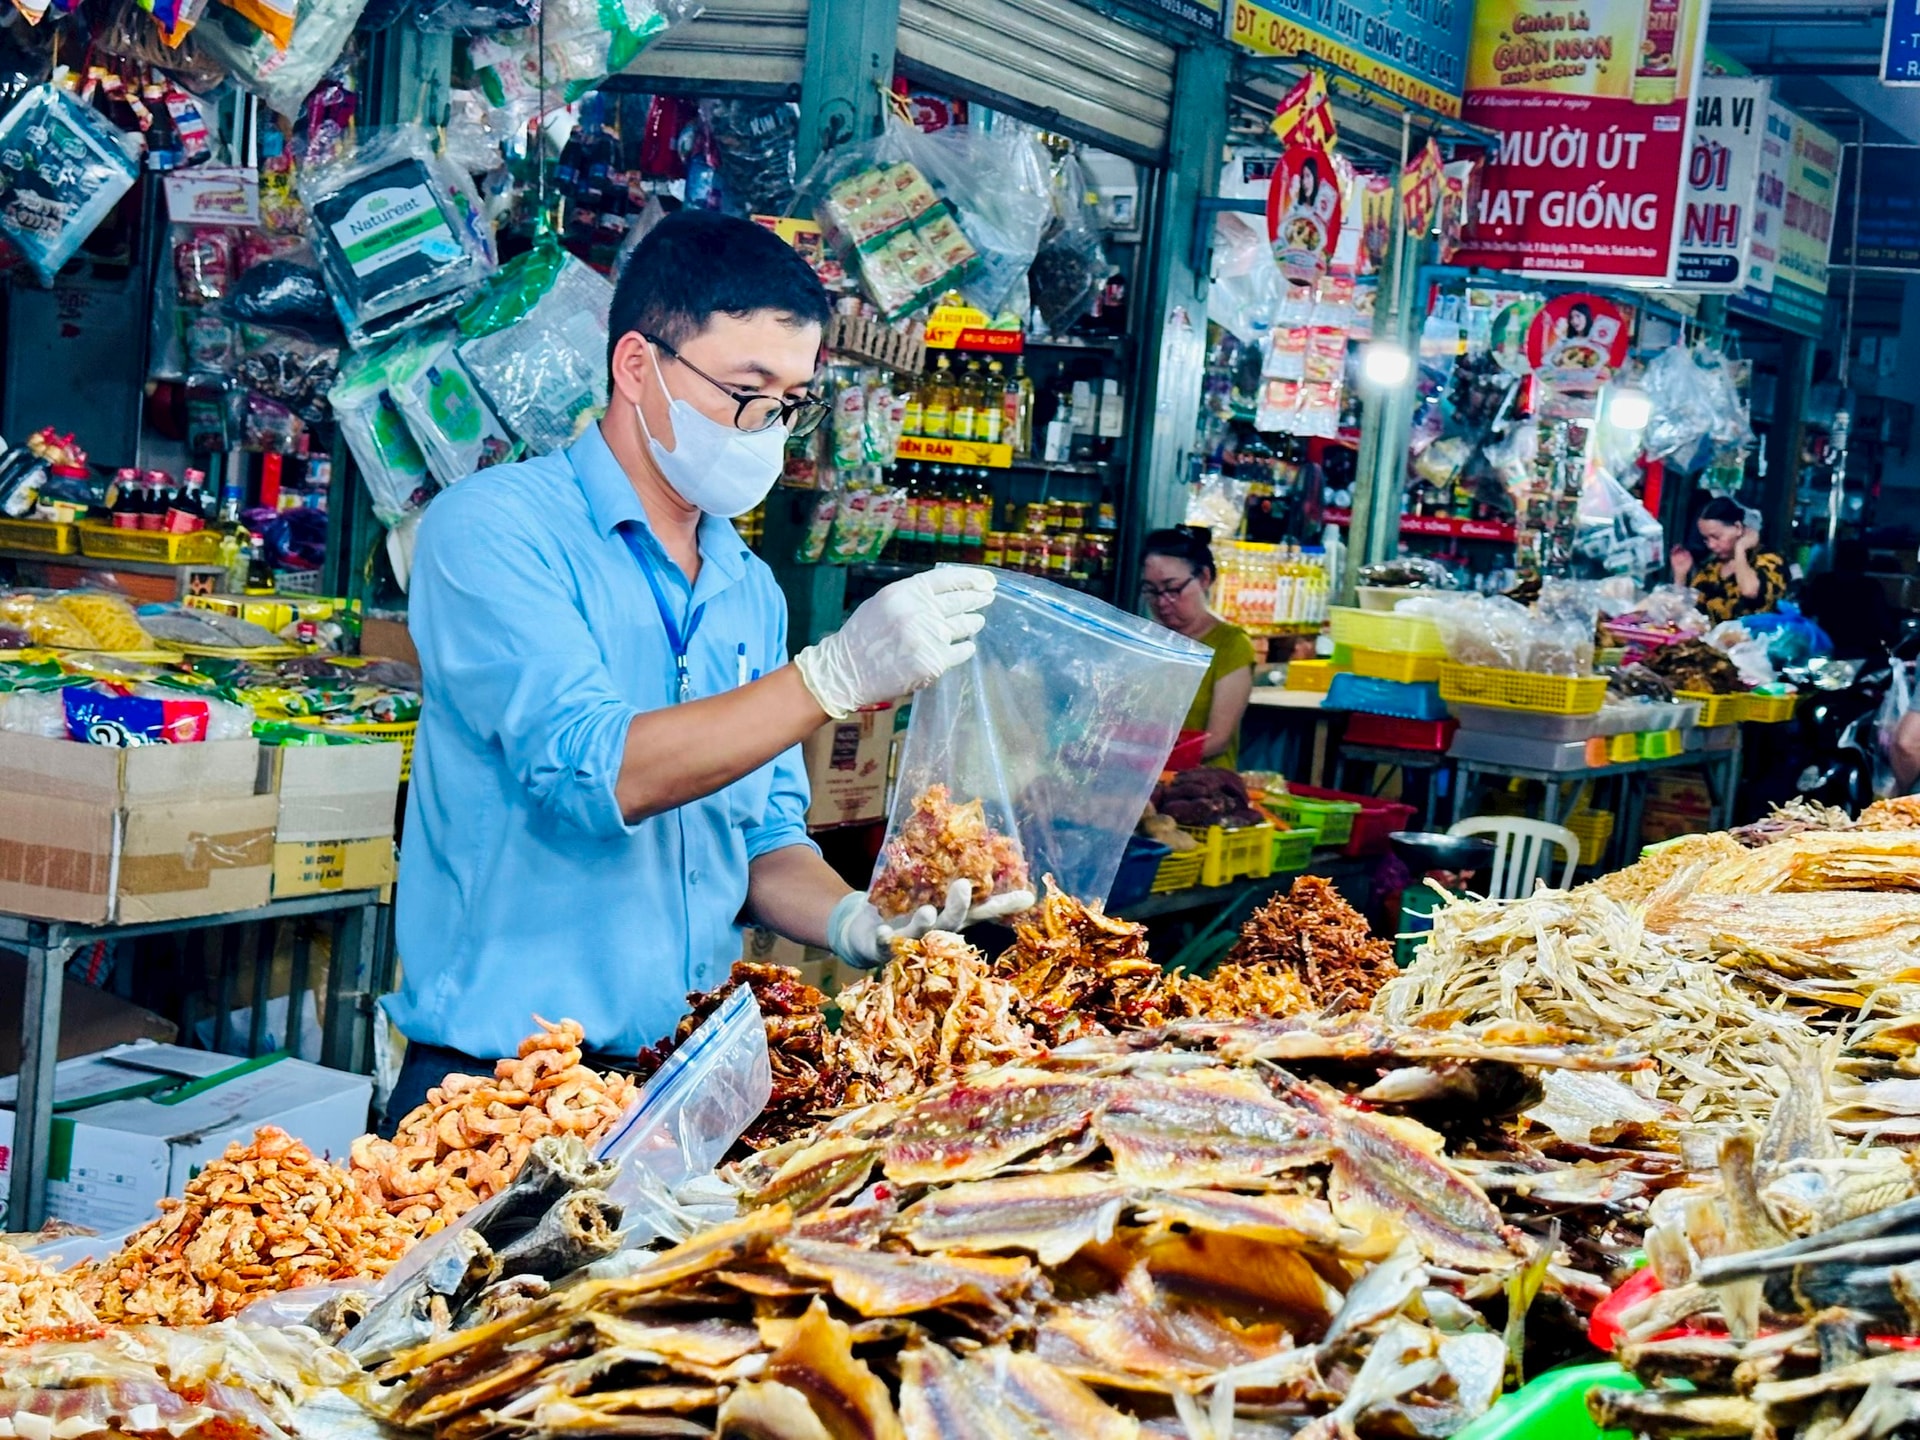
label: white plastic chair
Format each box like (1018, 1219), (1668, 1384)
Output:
(1447, 816), (1580, 899)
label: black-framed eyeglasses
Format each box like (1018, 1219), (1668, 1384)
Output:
(644, 334), (829, 437)
(1140, 575), (1197, 602)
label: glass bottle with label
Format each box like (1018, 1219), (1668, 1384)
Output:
(961, 469), (991, 563)
(921, 356), (955, 439)
(938, 466), (966, 559)
(900, 381), (923, 438)
(953, 358), (983, 443)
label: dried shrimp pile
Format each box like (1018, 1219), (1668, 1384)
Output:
(350, 1017), (638, 1230)
(88, 1127), (411, 1326)
(837, 930), (1039, 1104)
(1228, 874), (1398, 1006)
(868, 784), (1030, 919)
(636, 962), (847, 1149)
(0, 1242), (99, 1342)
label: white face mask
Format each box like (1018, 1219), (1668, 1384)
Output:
(634, 348), (789, 519)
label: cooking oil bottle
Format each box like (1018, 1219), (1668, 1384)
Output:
(922, 356), (955, 439)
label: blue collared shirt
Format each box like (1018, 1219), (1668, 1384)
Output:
(390, 422), (812, 1059)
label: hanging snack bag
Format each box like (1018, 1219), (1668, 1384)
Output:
(328, 344), (435, 524)
(457, 244), (612, 455)
(195, 0), (369, 118)
(298, 126), (494, 348)
(0, 84), (140, 285)
(384, 330), (516, 486)
(869, 570), (1209, 921)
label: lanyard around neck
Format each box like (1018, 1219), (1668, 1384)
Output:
(622, 527), (705, 704)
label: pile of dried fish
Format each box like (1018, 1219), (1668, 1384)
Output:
(837, 930), (1040, 1105)
(636, 962), (847, 1149)
(1377, 887), (1816, 1124)
(1732, 796), (1856, 845)
(1228, 875), (1398, 1007)
(365, 1016), (1649, 1440)
(1592, 831), (1746, 903)
(1861, 795), (1920, 829)
(0, 1321), (358, 1440)
(1686, 829), (1920, 894)
(351, 1017), (640, 1230)
(997, 884), (1176, 1043)
(0, 1242), (99, 1342)
(88, 1126), (413, 1327)
(869, 784), (1032, 920)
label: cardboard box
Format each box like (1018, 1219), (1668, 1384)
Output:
(360, 615), (419, 669)
(0, 951), (176, 1075)
(0, 732), (273, 923)
(0, 1043), (372, 1230)
(260, 740), (403, 844)
(272, 836), (397, 898)
(801, 701), (897, 829)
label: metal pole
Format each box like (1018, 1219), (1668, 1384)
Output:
(11, 935), (68, 1230)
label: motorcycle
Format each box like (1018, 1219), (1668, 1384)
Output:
(1789, 631), (1920, 810)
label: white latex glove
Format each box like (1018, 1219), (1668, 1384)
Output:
(794, 568), (996, 720)
(828, 879), (972, 969)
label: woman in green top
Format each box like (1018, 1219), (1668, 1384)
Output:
(1141, 527), (1256, 768)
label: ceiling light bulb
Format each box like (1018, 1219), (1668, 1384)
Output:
(1361, 342), (1411, 389)
(1607, 387), (1653, 432)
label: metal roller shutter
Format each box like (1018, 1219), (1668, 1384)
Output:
(620, 0), (810, 94)
(897, 0), (1177, 162)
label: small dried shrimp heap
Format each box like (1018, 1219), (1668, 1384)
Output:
(837, 930), (1039, 1104)
(351, 1017), (639, 1230)
(996, 881), (1172, 1043)
(88, 1126), (411, 1326)
(1228, 874), (1398, 1007)
(636, 962), (847, 1149)
(867, 784), (1030, 919)
(0, 1242), (99, 1342)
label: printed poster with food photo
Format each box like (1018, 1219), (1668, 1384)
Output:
(1524, 291), (1632, 392)
(1267, 141), (1343, 283)
(1452, 0), (1710, 281)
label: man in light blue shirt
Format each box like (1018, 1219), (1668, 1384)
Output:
(387, 213), (995, 1120)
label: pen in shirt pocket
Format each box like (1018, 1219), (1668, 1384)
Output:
(736, 643), (748, 689)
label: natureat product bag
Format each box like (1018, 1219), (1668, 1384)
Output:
(0, 84), (141, 285)
(869, 570), (1208, 922)
(298, 125), (495, 348)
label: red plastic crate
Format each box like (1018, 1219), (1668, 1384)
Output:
(1345, 714), (1458, 752)
(1166, 729), (1208, 771)
(1282, 782), (1416, 857)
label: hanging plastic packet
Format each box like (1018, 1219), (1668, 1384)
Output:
(829, 368), (866, 470)
(414, 0), (535, 32)
(870, 570), (1210, 921)
(384, 330), (516, 486)
(0, 84), (141, 285)
(466, 0), (699, 130)
(795, 491), (837, 564)
(195, 0), (368, 117)
(825, 484), (873, 565)
(298, 127), (495, 347)
(327, 345), (435, 523)
(455, 243), (612, 455)
(860, 487), (905, 562)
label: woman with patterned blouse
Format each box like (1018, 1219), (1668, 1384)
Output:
(1669, 495), (1789, 622)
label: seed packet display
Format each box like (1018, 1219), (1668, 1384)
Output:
(299, 127), (494, 348)
(385, 331), (515, 486)
(0, 85), (141, 285)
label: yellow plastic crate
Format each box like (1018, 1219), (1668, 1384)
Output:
(1606, 732), (1640, 764)
(1183, 822), (1276, 888)
(1567, 809), (1614, 867)
(1639, 728), (1684, 759)
(1741, 691), (1797, 724)
(1350, 648), (1442, 684)
(1285, 658), (1341, 692)
(77, 521), (225, 565)
(0, 517), (77, 554)
(1437, 663), (1608, 715)
(1151, 850), (1204, 893)
(293, 719), (416, 782)
(1676, 690), (1743, 728)
(1328, 606), (1446, 656)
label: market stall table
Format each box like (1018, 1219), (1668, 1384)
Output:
(1243, 685), (1333, 784)
(1450, 739), (1742, 871)
(1332, 742), (1450, 832)
(3, 889), (388, 1230)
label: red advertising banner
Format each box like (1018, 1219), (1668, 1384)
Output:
(1451, 0), (1709, 281)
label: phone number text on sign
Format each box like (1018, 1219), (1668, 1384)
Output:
(1230, 0), (1468, 119)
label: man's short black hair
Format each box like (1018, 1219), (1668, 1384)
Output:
(607, 211), (831, 370)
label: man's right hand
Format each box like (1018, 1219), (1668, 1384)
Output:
(793, 568), (996, 719)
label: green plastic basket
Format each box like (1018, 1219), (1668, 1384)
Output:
(1271, 824), (1321, 873)
(1449, 1363), (1642, 1440)
(1270, 794), (1360, 847)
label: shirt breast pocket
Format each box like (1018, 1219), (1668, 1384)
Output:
(726, 761), (776, 830)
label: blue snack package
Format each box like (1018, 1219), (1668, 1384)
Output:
(0, 85), (141, 285)
(63, 686), (210, 745)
